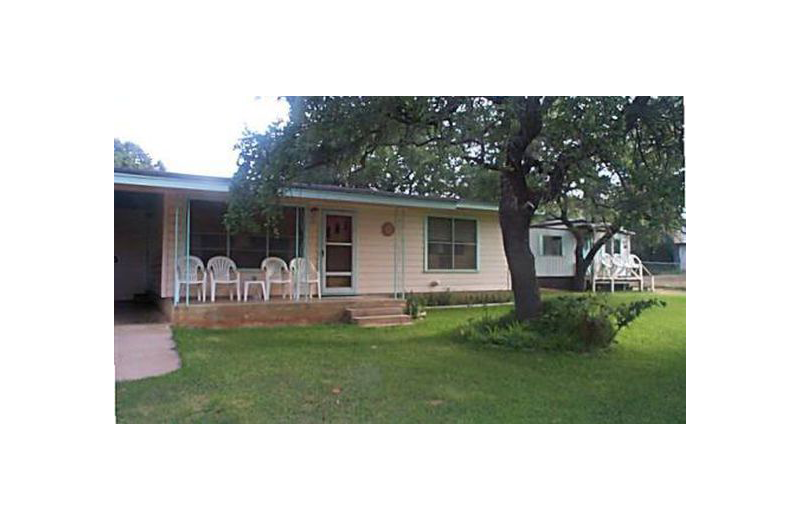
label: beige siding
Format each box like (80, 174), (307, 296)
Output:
(147, 199), (163, 294)
(400, 208), (509, 293)
(160, 192), (188, 298)
(302, 202), (508, 294)
(157, 189), (510, 297)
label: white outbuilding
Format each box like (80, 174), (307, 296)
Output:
(529, 219), (653, 291)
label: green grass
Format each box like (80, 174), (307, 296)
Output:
(115, 292), (686, 423)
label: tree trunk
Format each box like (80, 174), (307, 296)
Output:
(572, 233), (588, 291)
(499, 173), (541, 320)
(497, 96), (546, 320)
(574, 230), (616, 291)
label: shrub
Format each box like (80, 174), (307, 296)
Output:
(457, 295), (665, 353)
(405, 293), (423, 319)
(412, 290), (514, 307)
(426, 289), (455, 307)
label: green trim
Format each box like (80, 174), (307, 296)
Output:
(423, 215), (480, 273)
(115, 172), (229, 193)
(454, 201), (497, 211)
(114, 171), (498, 212)
(285, 187), (498, 212)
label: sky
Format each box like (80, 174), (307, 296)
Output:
(114, 96), (289, 177)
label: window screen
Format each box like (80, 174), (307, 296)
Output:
(189, 201), (304, 268)
(426, 217), (477, 270)
(542, 235), (563, 256)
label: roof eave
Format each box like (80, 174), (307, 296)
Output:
(114, 171), (229, 193)
(114, 171), (498, 212)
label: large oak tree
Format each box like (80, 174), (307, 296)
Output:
(228, 97), (684, 321)
(540, 97), (685, 290)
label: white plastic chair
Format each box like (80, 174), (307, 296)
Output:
(597, 253), (614, 278)
(289, 257), (321, 300)
(207, 256), (241, 302)
(262, 257), (291, 300)
(611, 253), (628, 278)
(176, 256), (207, 302)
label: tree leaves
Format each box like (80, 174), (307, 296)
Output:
(227, 96), (684, 255)
(114, 138), (166, 171)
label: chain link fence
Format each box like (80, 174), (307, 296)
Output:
(642, 261), (684, 275)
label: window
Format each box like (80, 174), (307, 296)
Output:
(426, 217), (477, 270)
(581, 235), (593, 255)
(189, 200), (228, 262)
(265, 208), (305, 265)
(542, 235), (563, 256)
(604, 237), (623, 255)
(189, 201), (304, 268)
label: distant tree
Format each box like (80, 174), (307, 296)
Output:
(228, 97), (684, 320)
(540, 97), (684, 290)
(114, 138), (166, 171)
(631, 232), (680, 264)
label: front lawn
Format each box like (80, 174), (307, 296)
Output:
(115, 292), (686, 423)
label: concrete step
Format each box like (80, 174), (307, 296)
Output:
(346, 305), (406, 318)
(352, 314), (412, 327)
(346, 299), (405, 309)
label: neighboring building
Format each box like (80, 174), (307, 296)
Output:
(674, 229), (687, 272)
(114, 168), (510, 311)
(529, 219), (635, 290)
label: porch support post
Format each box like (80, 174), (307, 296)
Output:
(393, 207), (398, 299)
(295, 207), (301, 299)
(400, 208), (406, 300)
(173, 207), (179, 306)
(185, 199), (191, 306)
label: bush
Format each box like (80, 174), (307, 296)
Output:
(457, 295), (665, 353)
(405, 293), (423, 319)
(409, 290), (514, 308)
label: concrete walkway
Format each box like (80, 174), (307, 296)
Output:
(114, 324), (181, 382)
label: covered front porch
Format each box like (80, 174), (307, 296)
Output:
(165, 295), (407, 328)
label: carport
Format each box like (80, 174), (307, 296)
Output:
(114, 190), (164, 322)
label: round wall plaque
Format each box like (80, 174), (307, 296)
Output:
(381, 222), (395, 237)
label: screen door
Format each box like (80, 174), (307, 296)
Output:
(322, 213), (355, 294)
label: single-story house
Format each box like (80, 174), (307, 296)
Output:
(529, 219), (642, 290)
(114, 168), (510, 325)
(673, 229), (686, 272)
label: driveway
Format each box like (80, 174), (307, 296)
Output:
(115, 323), (181, 381)
(654, 274), (686, 290)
